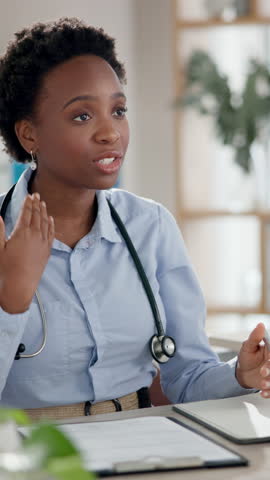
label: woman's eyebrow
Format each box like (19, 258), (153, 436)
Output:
(62, 92), (126, 110)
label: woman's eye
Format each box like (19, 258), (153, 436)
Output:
(73, 113), (90, 122)
(113, 107), (128, 118)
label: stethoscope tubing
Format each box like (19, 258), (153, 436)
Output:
(22, 289), (47, 357)
(0, 183), (48, 358)
(0, 183), (168, 359)
(107, 200), (165, 337)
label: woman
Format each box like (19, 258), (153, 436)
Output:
(0, 17), (269, 420)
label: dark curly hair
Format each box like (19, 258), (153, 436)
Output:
(0, 17), (126, 163)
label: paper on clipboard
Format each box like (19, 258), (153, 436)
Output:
(54, 416), (246, 474)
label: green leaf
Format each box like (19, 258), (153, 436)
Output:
(0, 408), (30, 425)
(234, 147), (251, 173)
(0, 409), (94, 479)
(47, 456), (95, 480)
(24, 424), (93, 479)
(174, 48), (270, 173)
(23, 424), (79, 459)
(173, 93), (203, 108)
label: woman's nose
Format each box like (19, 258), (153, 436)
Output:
(94, 122), (120, 144)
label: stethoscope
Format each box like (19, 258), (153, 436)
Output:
(0, 183), (176, 364)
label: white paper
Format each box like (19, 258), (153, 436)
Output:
(56, 416), (240, 472)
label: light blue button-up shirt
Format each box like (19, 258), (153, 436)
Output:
(0, 168), (251, 408)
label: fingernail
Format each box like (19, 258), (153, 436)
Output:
(262, 381), (270, 388)
(262, 391), (270, 397)
(33, 192), (40, 200)
(41, 201), (46, 207)
(261, 368), (270, 377)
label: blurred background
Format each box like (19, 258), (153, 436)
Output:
(1, 0), (270, 353)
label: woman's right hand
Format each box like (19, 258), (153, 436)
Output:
(0, 193), (54, 313)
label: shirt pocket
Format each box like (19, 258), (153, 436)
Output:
(7, 301), (69, 382)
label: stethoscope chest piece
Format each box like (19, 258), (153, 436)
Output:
(150, 335), (176, 364)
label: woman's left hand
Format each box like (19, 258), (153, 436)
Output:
(236, 323), (270, 398)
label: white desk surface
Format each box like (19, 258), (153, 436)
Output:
(58, 402), (270, 480)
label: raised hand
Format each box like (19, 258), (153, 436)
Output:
(236, 323), (270, 398)
(0, 193), (54, 313)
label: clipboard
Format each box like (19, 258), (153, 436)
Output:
(54, 415), (247, 475)
(173, 392), (270, 445)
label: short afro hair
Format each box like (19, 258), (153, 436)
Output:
(0, 17), (126, 163)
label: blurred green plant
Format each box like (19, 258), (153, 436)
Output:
(0, 408), (94, 480)
(174, 50), (270, 173)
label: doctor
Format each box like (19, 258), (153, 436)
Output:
(0, 17), (269, 421)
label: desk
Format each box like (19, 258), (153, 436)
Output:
(58, 403), (270, 480)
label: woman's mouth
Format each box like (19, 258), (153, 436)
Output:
(94, 156), (122, 174)
(97, 157), (116, 165)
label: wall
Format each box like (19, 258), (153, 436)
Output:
(133, 0), (176, 213)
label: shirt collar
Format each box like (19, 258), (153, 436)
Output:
(91, 190), (122, 245)
(9, 166), (32, 228)
(8, 167), (122, 247)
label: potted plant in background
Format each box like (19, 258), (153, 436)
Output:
(175, 49), (270, 209)
(0, 408), (93, 479)
(204, 0), (250, 22)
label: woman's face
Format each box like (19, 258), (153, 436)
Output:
(28, 54), (129, 191)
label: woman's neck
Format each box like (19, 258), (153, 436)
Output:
(28, 172), (98, 247)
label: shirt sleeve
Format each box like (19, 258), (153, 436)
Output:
(0, 307), (29, 397)
(156, 204), (255, 404)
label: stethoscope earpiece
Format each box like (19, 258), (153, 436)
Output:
(150, 335), (176, 364)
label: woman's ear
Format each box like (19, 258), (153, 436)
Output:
(14, 119), (38, 155)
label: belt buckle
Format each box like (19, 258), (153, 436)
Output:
(84, 401), (91, 416)
(112, 398), (122, 412)
(84, 398), (122, 415)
